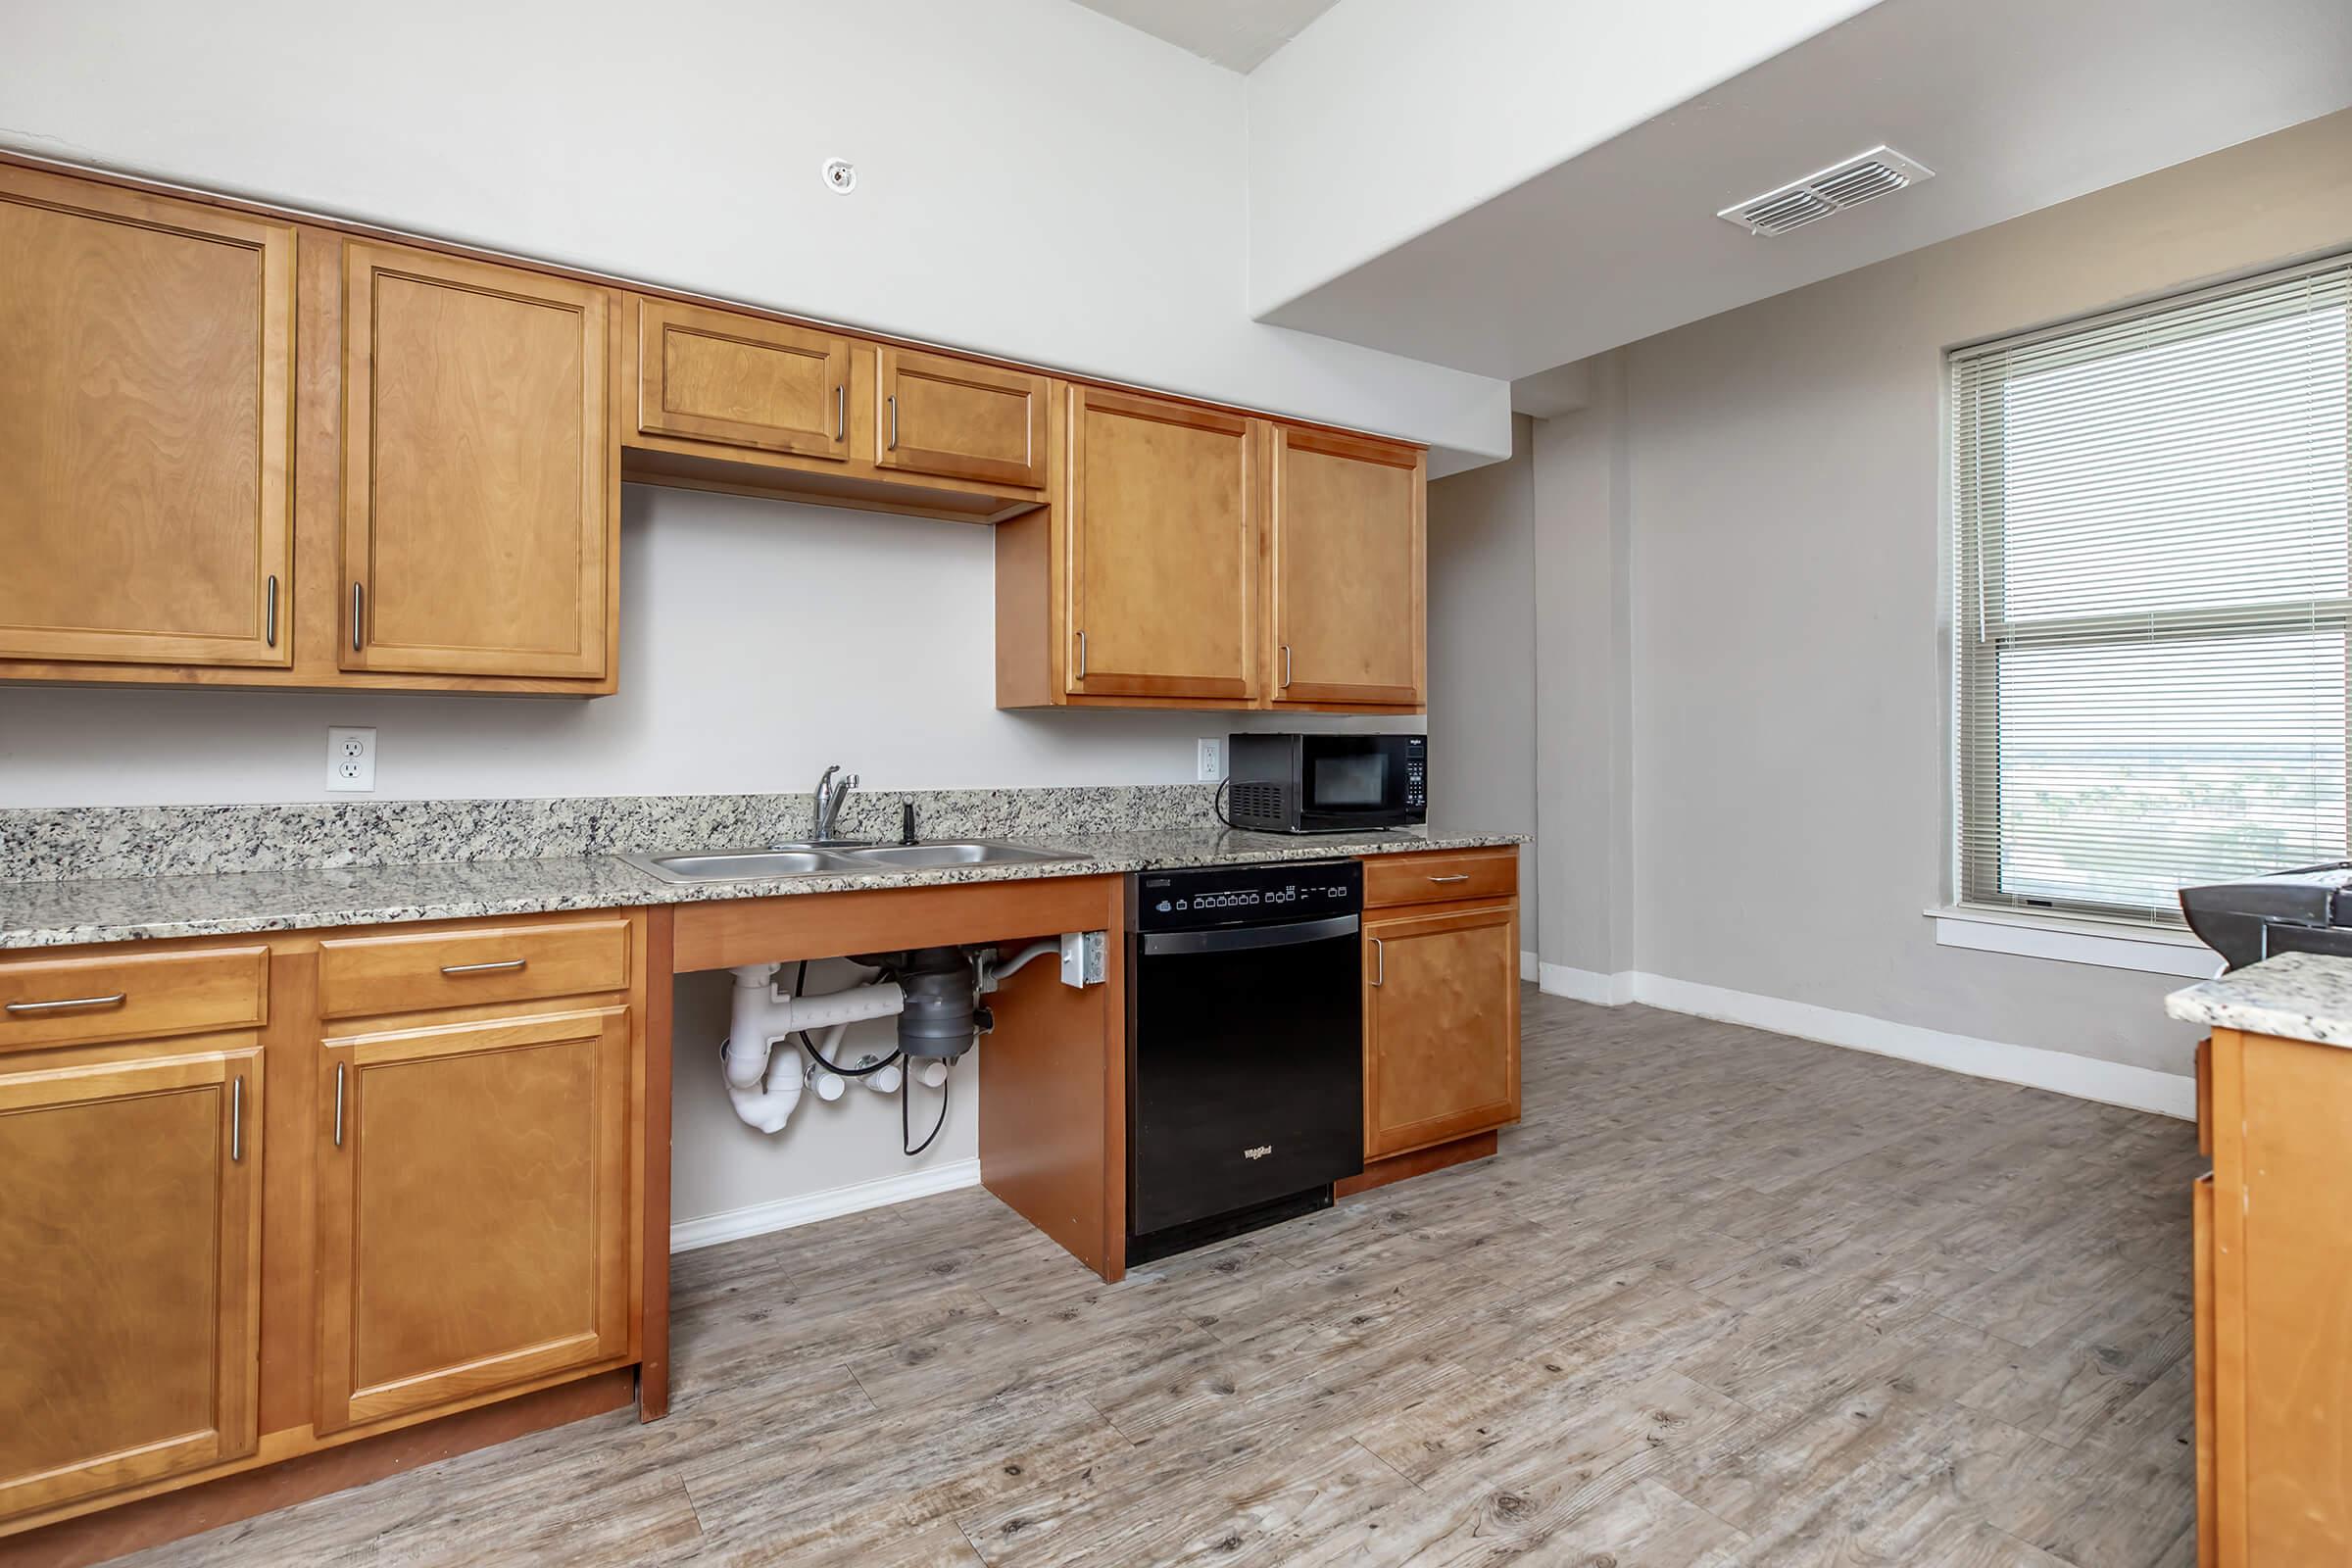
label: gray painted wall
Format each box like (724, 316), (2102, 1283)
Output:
(1616, 110), (2352, 1076)
(1428, 416), (1539, 952)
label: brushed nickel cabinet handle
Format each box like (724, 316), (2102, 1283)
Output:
(351, 582), (365, 652)
(887, 394), (899, 452)
(1428, 874), (1470, 884)
(265, 574), (278, 649)
(1281, 644), (1293, 690)
(441, 958), (527, 976)
(1371, 938), (1385, 987)
(1075, 629), (1087, 681)
(6, 993), (126, 1014)
(333, 1061), (345, 1148)
(230, 1075), (244, 1163)
(835, 384), (845, 441)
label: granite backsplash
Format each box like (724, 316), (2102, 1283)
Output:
(0, 785), (1220, 882)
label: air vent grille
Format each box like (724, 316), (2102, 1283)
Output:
(1718, 146), (1934, 236)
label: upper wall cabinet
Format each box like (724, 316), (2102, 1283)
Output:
(0, 167), (294, 670)
(874, 348), (1049, 490)
(617, 295), (1045, 525)
(1064, 387), (1258, 704)
(1266, 426), (1425, 709)
(341, 242), (616, 682)
(633, 298), (851, 462)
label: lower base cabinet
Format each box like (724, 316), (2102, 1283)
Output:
(0, 1044), (262, 1519)
(2198, 1025), (2352, 1564)
(317, 1005), (634, 1433)
(1363, 893), (1520, 1160)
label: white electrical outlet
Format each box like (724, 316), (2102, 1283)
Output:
(1196, 737), (1224, 782)
(327, 726), (376, 792)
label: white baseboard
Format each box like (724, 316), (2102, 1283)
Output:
(1521, 949), (1539, 983)
(1538, 961), (1637, 1006)
(1537, 967), (2194, 1121)
(670, 1156), (981, 1253)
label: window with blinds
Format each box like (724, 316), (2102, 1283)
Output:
(1951, 256), (2352, 925)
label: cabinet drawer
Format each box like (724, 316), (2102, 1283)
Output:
(1364, 849), (1517, 909)
(318, 919), (631, 1019)
(0, 946), (268, 1051)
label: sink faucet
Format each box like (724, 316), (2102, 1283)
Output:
(809, 764), (858, 843)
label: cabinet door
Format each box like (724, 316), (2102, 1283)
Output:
(635, 296), (850, 461)
(1268, 425), (1424, 708)
(1363, 901), (1520, 1159)
(0, 168), (293, 668)
(874, 347), (1047, 488)
(2194, 1171), (2217, 1568)
(1065, 387), (1256, 702)
(0, 1046), (262, 1519)
(317, 1006), (630, 1433)
(343, 241), (612, 679)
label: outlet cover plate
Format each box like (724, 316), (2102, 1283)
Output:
(327, 726), (376, 792)
(1196, 737), (1223, 782)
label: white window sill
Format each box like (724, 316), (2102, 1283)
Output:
(1926, 906), (2223, 979)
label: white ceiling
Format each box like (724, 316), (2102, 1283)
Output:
(1255, 0), (2352, 383)
(1065, 0), (1346, 73)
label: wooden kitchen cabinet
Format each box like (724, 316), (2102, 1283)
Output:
(874, 347), (1049, 489)
(316, 1004), (633, 1433)
(0, 1044), (263, 1519)
(1362, 897), (1520, 1160)
(995, 384), (1264, 708)
(2200, 1025), (2352, 1564)
(631, 296), (851, 462)
(0, 165), (294, 671)
(341, 241), (616, 682)
(1265, 425), (1425, 710)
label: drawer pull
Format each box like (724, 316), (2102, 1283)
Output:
(6, 993), (127, 1015)
(1428, 874), (1471, 884)
(441, 958), (527, 976)
(333, 1061), (346, 1148)
(230, 1075), (244, 1163)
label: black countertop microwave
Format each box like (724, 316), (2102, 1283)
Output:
(1226, 733), (1427, 833)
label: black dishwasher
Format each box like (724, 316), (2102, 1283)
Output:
(1126, 859), (1363, 1264)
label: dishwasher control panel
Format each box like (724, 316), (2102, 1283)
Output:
(1134, 858), (1362, 933)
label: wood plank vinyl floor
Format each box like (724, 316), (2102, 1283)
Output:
(118, 988), (2203, 1566)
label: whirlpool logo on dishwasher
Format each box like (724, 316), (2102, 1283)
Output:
(1243, 1145), (1272, 1160)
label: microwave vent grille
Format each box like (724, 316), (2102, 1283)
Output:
(1229, 782), (1284, 826)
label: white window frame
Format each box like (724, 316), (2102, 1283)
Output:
(1940, 252), (2352, 968)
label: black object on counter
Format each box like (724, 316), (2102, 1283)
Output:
(2180, 862), (2352, 970)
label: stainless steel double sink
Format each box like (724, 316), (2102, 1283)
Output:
(617, 839), (1090, 885)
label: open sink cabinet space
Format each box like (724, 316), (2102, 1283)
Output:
(0, 154), (1425, 714)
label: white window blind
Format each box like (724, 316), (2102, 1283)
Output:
(1952, 256), (2352, 925)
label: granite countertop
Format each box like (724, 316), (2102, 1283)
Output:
(0, 825), (1525, 949)
(2166, 951), (2352, 1048)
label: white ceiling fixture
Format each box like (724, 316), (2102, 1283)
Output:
(1717, 145), (1935, 235)
(1065, 0), (1346, 73)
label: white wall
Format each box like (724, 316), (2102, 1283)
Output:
(1589, 110), (2352, 1078)
(0, 0), (1507, 463)
(1244, 0), (1880, 316)
(1529, 363), (1638, 983)
(1426, 415), (1539, 948)
(0, 487), (1410, 808)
